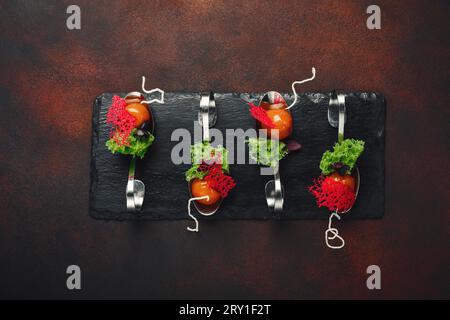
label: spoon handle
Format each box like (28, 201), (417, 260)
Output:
(126, 157), (137, 211)
(201, 107), (210, 142)
(128, 157), (136, 180)
(273, 165), (283, 212)
(199, 93), (214, 142)
(337, 94), (346, 142)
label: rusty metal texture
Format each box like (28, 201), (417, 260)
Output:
(0, 0), (449, 299)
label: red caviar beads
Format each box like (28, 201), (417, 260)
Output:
(204, 165), (237, 198)
(309, 175), (356, 212)
(106, 95), (136, 146)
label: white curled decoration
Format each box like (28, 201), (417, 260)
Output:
(187, 196), (210, 232)
(325, 211), (345, 249)
(287, 67), (316, 109)
(141, 76), (165, 105)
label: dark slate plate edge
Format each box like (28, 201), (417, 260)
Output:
(89, 95), (102, 220)
(378, 93), (387, 219)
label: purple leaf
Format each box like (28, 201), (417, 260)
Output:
(285, 139), (302, 152)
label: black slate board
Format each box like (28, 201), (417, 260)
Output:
(90, 92), (385, 220)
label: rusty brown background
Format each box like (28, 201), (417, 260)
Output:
(0, 0), (449, 299)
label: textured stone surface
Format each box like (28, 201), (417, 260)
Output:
(91, 92), (385, 220)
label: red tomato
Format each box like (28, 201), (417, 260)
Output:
(328, 172), (356, 192)
(126, 103), (151, 128)
(261, 109), (293, 140)
(191, 179), (221, 205)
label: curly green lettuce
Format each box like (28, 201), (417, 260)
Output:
(106, 130), (155, 159)
(185, 164), (208, 182)
(319, 139), (365, 175)
(247, 137), (288, 167)
(185, 142), (229, 181)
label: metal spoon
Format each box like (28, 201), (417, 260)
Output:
(259, 91), (288, 213)
(264, 69), (317, 213)
(125, 91), (155, 212)
(189, 92), (223, 216)
(328, 91), (360, 212)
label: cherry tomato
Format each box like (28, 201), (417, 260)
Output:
(261, 108), (293, 140)
(191, 179), (221, 205)
(126, 103), (151, 128)
(328, 172), (356, 192)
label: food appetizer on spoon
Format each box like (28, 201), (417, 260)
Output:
(246, 68), (316, 213)
(309, 92), (364, 249)
(186, 142), (236, 232)
(185, 93), (236, 232)
(105, 76), (164, 211)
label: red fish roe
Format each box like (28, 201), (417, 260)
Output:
(197, 163), (211, 173)
(197, 163), (236, 198)
(204, 165), (236, 198)
(248, 102), (275, 129)
(106, 95), (136, 145)
(309, 175), (356, 212)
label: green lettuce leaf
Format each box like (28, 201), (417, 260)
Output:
(247, 137), (288, 167)
(185, 164), (208, 182)
(106, 130), (155, 159)
(319, 139), (365, 175)
(185, 142), (229, 181)
(190, 142), (229, 172)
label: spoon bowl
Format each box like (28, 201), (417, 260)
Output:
(125, 91), (155, 134)
(259, 91), (291, 111)
(339, 166), (360, 214)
